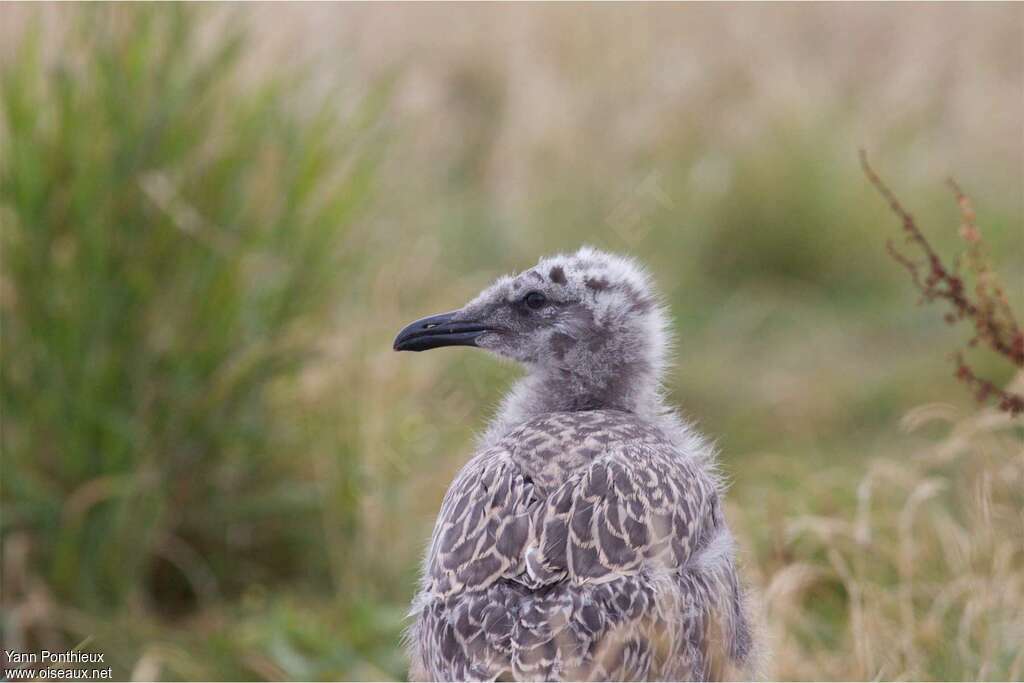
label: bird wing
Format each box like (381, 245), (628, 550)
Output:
(425, 446), (541, 596)
(525, 440), (718, 586)
(425, 427), (718, 594)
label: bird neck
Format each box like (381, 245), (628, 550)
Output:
(482, 363), (665, 446)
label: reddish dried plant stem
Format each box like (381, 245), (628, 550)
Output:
(860, 151), (1023, 416)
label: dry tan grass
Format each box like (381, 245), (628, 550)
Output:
(743, 376), (1024, 680)
(238, 3), (1024, 208)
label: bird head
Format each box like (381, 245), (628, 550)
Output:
(394, 247), (670, 408)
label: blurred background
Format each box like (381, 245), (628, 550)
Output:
(2, 4), (1022, 681)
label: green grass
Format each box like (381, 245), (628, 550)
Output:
(2, 4), (1022, 681)
(1, 4), (385, 669)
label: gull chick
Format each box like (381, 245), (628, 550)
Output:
(395, 247), (757, 681)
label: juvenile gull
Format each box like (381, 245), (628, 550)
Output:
(394, 247), (756, 681)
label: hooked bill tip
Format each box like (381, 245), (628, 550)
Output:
(393, 311), (489, 352)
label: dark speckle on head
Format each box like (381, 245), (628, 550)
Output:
(549, 266), (567, 285)
(587, 329), (611, 352)
(526, 270), (544, 282)
(623, 285), (654, 313)
(585, 276), (611, 291)
(550, 332), (574, 359)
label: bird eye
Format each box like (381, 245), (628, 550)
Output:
(523, 291), (547, 310)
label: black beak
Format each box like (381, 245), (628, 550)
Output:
(393, 311), (490, 352)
